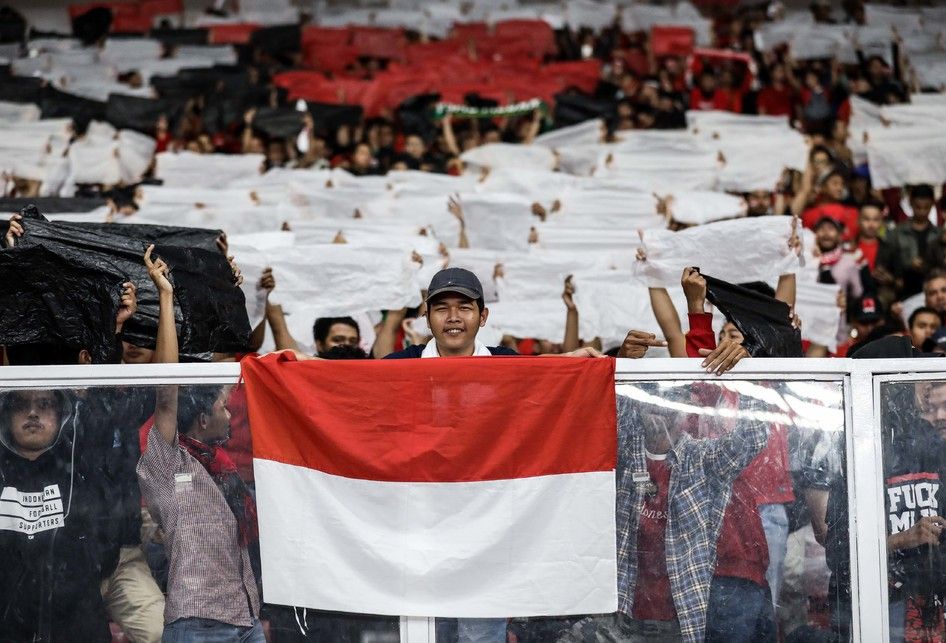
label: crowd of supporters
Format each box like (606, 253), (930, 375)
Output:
(1, 0), (946, 642)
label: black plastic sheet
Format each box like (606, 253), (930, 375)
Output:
(253, 106), (304, 139)
(105, 93), (182, 135)
(704, 273), (803, 358)
(71, 7), (112, 46)
(0, 76), (46, 104)
(552, 92), (616, 127)
(0, 197), (107, 214)
(151, 27), (209, 46)
(12, 215), (249, 353)
(39, 86), (106, 133)
(0, 245), (121, 363)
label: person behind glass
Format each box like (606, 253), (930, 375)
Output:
(0, 387), (119, 642)
(136, 246), (263, 643)
(558, 379), (770, 643)
(827, 344), (946, 643)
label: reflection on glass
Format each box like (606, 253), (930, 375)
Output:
(511, 380), (847, 643)
(0, 385), (401, 643)
(877, 380), (946, 643)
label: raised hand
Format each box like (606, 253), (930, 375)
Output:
(144, 244), (173, 294)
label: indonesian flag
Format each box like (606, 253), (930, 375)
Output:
(242, 354), (618, 618)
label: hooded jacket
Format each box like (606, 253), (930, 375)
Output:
(0, 390), (117, 643)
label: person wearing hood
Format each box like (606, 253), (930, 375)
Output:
(0, 387), (119, 642)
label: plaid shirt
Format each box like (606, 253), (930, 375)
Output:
(137, 425), (260, 627)
(615, 394), (768, 643)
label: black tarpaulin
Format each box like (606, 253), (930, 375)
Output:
(39, 86), (107, 133)
(704, 273), (803, 358)
(72, 7), (112, 46)
(105, 93), (182, 134)
(553, 91), (616, 127)
(253, 106), (304, 139)
(151, 28), (209, 46)
(0, 245), (121, 363)
(86, 222), (222, 253)
(307, 101), (364, 137)
(0, 197), (107, 214)
(13, 216), (250, 353)
(0, 76), (46, 104)
(0, 7), (26, 44)
(250, 24), (300, 55)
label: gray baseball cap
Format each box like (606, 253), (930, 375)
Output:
(426, 268), (483, 303)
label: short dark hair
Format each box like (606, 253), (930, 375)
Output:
(909, 306), (941, 328)
(320, 344), (369, 360)
(860, 199), (885, 213)
(925, 269), (946, 288)
(313, 317), (360, 344)
(177, 385), (225, 435)
(910, 184), (935, 201)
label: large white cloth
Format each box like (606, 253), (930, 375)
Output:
(635, 216), (799, 287)
(461, 143), (556, 172)
(267, 245), (421, 319)
(794, 281), (842, 353)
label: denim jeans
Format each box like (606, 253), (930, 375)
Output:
(704, 576), (777, 643)
(759, 503), (790, 607)
(162, 617), (265, 643)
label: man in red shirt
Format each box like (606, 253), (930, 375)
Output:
(801, 170), (860, 241)
(689, 69), (740, 112)
(757, 63), (796, 117)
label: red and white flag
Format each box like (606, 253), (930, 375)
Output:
(242, 354), (618, 618)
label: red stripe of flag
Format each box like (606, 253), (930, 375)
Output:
(242, 355), (616, 483)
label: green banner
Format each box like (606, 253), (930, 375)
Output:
(432, 98), (546, 120)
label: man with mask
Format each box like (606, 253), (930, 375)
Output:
(0, 388), (119, 642)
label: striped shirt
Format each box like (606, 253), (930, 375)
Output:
(615, 394), (769, 643)
(137, 424), (260, 627)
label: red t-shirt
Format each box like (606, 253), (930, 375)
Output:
(756, 86), (794, 117)
(802, 202), (860, 241)
(858, 238), (880, 271)
(688, 87), (739, 112)
(632, 455), (676, 621)
(684, 314), (789, 585)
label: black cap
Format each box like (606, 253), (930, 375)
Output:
(426, 268), (483, 303)
(813, 214), (844, 231)
(853, 295), (883, 323)
(923, 328), (946, 353)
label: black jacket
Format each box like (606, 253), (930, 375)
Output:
(0, 392), (117, 643)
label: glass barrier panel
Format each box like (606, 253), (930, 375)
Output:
(0, 383), (399, 643)
(479, 378), (848, 643)
(877, 378), (946, 643)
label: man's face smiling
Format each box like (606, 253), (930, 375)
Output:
(426, 294), (488, 357)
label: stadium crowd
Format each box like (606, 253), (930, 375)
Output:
(1, 0), (946, 641)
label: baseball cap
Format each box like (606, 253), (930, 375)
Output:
(853, 295), (883, 323)
(813, 214), (844, 231)
(426, 268), (484, 303)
